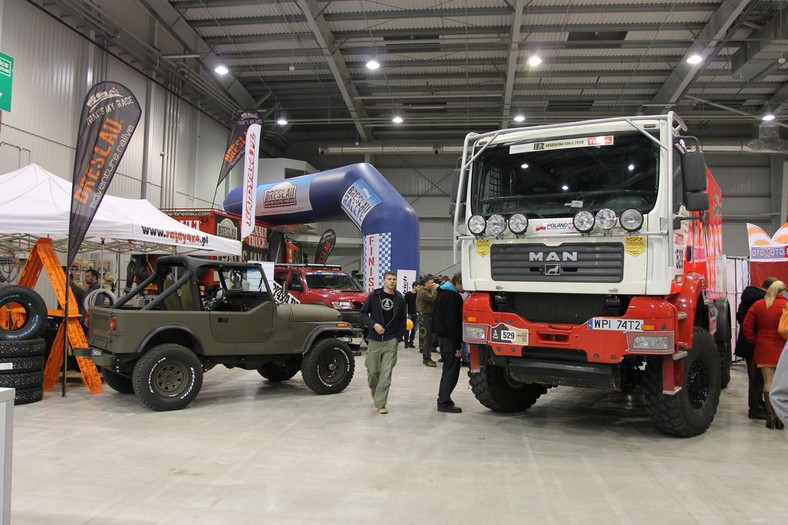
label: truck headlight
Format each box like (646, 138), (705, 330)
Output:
(595, 208), (617, 230)
(463, 324), (488, 343)
(331, 301), (352, 310)
(508, 213), (528, 234)
(620, 208), (643, 232)
(468, 215), (486, 235)
(573, 210), (595, 233)
(487, 214), (506, 235)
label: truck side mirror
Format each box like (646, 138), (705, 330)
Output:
(685, 191), (708, 212)
(678, 137), (707, 193)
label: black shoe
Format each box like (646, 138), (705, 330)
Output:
(749, 409), (768, 420)
(437, 405), (462, 413)
(423, 359), (437, 367)
(460, 361), (470, 367)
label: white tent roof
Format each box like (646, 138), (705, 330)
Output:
(0, 164), (241, 256)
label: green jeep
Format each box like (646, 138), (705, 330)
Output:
(87, 255), (359, 411)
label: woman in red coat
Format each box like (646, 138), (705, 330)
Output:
(743, 280), (788, 429)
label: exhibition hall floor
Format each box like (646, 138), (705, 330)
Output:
(10, 349), (788, 524)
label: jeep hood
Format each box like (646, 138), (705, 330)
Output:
(280, 303), (342, 322)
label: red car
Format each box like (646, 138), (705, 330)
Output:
(273, 264), (369, 343)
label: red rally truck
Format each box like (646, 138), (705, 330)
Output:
(453, 113), (730, 437)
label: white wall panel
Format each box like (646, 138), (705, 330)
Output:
(195, 115), (229, 206)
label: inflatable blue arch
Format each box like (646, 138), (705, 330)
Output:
(223, 162), (419, 293)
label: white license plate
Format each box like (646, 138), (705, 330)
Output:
(587, 318), (643, 331)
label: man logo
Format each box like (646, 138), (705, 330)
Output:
(544, 264), (562, 276)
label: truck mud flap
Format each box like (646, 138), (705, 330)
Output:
(506, 359), (621, 390)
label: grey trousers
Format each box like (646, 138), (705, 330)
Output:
(366, 337), (399, 409)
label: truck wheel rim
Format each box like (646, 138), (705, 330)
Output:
(686, 361), (709, 409)
(153, 362), (187, 396)
(318, 348), (346, 384)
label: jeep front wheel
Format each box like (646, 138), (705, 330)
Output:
(258, 360), (301, 382)
(469, 365), (547, 413)
(132, 344), (203, 411)
(642, 327), (721, 437)
(301, 338), (354, 394)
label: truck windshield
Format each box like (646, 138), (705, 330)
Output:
(471, 130), (660, 218)
(305, 273), (363, 291)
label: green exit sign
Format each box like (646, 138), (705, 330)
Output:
(0, 52), (13, 112)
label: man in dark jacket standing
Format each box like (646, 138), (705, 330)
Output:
(432, 272), (465, 413)
(404, 282), (420, 348)
(736, 276), (777, 419)
(359, 270), (407, 414)
(417, 275), (438, 367)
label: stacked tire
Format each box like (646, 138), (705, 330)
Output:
(0, 286), (48, 405)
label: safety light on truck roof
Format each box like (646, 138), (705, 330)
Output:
(595, 208), (617, 230)
(620, 208), (644, 232)
(468, 215), (486, 235)
(487, 214), (507, 235)
(508, 213), (528, 235)
(573, 210), (595, 233)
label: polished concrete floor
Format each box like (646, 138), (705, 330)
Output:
(9, 347), (788, 524)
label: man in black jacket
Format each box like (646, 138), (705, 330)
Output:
(736, 276), (777, 419)
(359, 270), (407, 414)
(432, 272), (465, 413)
(404, 282), (420, 348)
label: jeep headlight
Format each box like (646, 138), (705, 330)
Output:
(468, 215), (486, 235)
(331, 301), (352, 310)
(508, 213), (528, 234)
(595, 208), (617, 230)
(487, 214), (506, 235)
(573, 210), (595, 233)
(619, 208), (643, 232)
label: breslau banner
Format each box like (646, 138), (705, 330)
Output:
(314, 229), (337, 264)
(217, 109), (263, 188)
(67, 81), (141, 266)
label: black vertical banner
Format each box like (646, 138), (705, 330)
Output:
(67, 82), (141, 266)
(314, 229), (337, 265)
(217, 109), (263, 187)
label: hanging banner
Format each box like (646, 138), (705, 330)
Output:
(217, 109), (263, 188)
(314, 229), (336, 265)
(241, 123), (261, 240)
(396, 269), (417, 297)
(747, 222), (788, 262)
(67, 81), (141, 266)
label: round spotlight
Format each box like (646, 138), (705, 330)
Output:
(508, 213), (528, 235)
(620, 208), (644, 232)
(528, 55), (542, 67)
(763, 113), (776, 122)
(513, 114), (526, 123)
(214, 65), (229, 75)
(276, 117), (288, 126)
(686, 54), (703, 65)
(392, 115), (403, 124)
(487, 214), (506, 235)
(573, 211), (595, 233)
(468, 215), (486, 235)
(596, 208), (618, 230)
(366, 59), (381, 71)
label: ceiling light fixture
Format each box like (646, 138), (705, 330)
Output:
(686, 54), (703, 65)
(392, 115), (403, 124)
(214, 64), (229, 75)
(762, 112), (776, 121)
(513, 114), (526, 122)
(277, 116), (288, 126)
(366, 59), (381, 71)
(527, 55), (542, 67)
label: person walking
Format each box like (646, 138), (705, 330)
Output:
(404, 282), (420, 348)
(743, 280), (788, 430)
(735, 277), (777, 419)
(432, 272), (465, 413)
(416, 275), (438, 367)
(359, 270), (407, 415)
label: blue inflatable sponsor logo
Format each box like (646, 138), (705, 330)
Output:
(341, 179), (381, 228)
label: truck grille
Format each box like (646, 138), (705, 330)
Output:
(490, 243), (624, 283)
(494, 293), (629, 325)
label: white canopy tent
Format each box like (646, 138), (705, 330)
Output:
(0, 164), (241, 256)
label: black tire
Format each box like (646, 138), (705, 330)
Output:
(103, 368), (135, 394)
(469, 365), (547, 413)
(301, 338), (355, 395)
(0, 369), (44, 389)
(258, 360), (301, 382)
(0, 354), (45, 374)
(132, 344), (203, 411)
(0, 338), (45, 358)
(642, 327), (721, 437)
(0, 286), (47, 341)
(718, 338), (732, 390)
(14, 386), (43, 405)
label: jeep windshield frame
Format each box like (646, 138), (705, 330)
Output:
(470, 130), (660, 219)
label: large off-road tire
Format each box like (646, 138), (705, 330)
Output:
(642, 327), (721, 437)
(258, 360), (301, 382)
(0, 369), (44, 389)
(0, 286), (47, 341)
(469, 365), (548, 413)
(132, 344), (203, 411)
(718, 338), (732, 390)
(0, 338), (46, 358)
(14, 386), (43, 405)
(0, 354), (45, 374)
(301, 338), (354, 394)
(103, 368), (135, 394)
